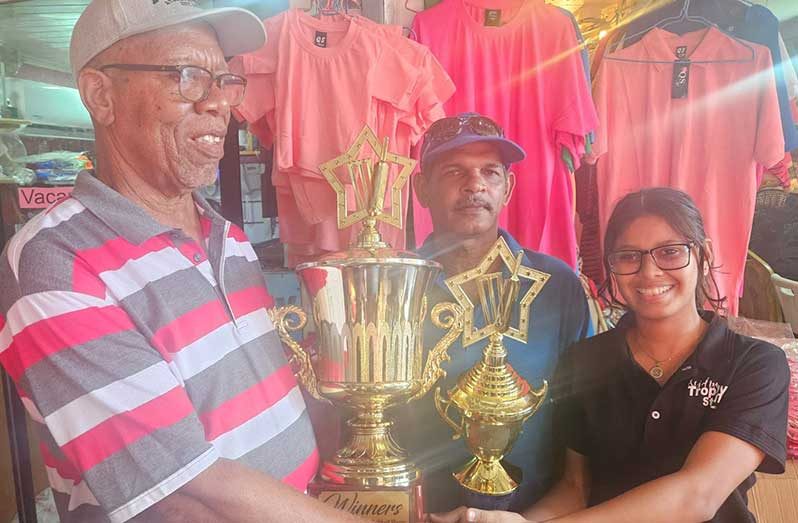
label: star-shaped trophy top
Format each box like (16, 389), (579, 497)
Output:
(445, 237), (551, 346)
(318, 125), (416, 235)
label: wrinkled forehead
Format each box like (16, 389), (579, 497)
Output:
(98, 21), (224, 66)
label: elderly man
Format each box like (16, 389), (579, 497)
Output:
(0, 1), (362, 522)
(396, 113), (592, 515)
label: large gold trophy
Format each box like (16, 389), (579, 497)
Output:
(435, 238), (550, 509)
(270, 126), (464, 522)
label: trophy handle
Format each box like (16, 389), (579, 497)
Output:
(434, 387), (463, 440)
(269, 305), (328, 403)
(522, 380), (549, 424)
(410, 301), (464, 402)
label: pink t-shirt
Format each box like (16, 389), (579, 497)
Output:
(232, 10), (453, 266)
(589, 28), (785, 314)
(411, 0), (598, 267)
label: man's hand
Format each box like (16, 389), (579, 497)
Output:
(427, 507), (529, 523)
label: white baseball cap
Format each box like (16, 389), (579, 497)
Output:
(70, 0), (266, 80)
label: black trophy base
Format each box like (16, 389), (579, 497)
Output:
(309, 477), (425, 523)
(458, 460), (522, 511)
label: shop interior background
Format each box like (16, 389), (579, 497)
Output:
(0, 0), (797, 522)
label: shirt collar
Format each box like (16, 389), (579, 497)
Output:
(638, 26), (745, 72)
(616, 310), (732, 371)
(71, 170), (227, 245)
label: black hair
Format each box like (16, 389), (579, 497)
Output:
(599, 187), (726, 313)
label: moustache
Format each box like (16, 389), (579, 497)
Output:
(454, 196), (492, 211)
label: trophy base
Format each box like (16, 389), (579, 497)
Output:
(309, 478), (424, 523)
(456, 459), (522, 511)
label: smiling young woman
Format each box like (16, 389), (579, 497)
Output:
(431, 188), (791, 523)
(526, 187), (790, 523)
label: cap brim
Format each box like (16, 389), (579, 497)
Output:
(422, 135), (526, 169)
(123, 7), (266, 58)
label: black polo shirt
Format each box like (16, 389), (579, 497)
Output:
(553, 311), (789, 522)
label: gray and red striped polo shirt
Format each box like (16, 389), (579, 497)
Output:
(0, 172), (318, 522)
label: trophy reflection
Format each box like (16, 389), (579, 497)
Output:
(270, 126), (463, 523)
(435, 238), (550, 510)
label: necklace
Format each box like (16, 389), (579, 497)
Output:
(630, 319), (709, 381)
(640, 350), (674, 380)
(630, 338), (675, 380)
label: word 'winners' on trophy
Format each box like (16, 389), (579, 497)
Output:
(435, 237), (551, 510)
(269, 126), (464, 523)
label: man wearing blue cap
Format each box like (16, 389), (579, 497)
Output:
(397, 113), (592, 516)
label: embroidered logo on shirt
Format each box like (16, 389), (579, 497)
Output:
(687, 378), (728, 409)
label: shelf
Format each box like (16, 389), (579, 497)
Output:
(0, 118), (32, 133)
(17, 123), (94, 141)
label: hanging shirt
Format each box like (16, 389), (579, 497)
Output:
(589, 28), (785, 315)
(410, 0), (598, 269)
(555, 5), (592, 136)
(232, 10), (453, 266)
(619, 3), (798, 152)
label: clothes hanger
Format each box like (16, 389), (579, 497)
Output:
(613, 0), (752, 52)
(605, 0), (756, 65)
(404, 0), (422, 15)
(312, 0), (345, 18)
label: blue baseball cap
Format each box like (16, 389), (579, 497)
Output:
(420, 113), (526, 170)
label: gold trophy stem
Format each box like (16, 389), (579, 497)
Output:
(484, 333), (508, 365)
(354, 137), (392, 251)
(454, 458), (518, 496)
(453, 457), (518, 496)
(324, 408), (418, 487)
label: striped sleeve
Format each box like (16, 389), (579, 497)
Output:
(0, 240), (218, 522)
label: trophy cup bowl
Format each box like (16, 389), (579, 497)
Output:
(271, 255), (463, 522)
(435, 348), (548, 506)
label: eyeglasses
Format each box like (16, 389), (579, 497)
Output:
(421, 114), (504, 158)
(607, 242), (695, 275)
(98, 64), (247, 107)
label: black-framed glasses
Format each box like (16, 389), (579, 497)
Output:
(607, 242), (695, 275)
(421, 113), (504, 157)
(98, 64), (247, 107)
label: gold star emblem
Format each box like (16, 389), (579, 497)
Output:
(445, 237), (551, 346)
(318, 125), (416, 231)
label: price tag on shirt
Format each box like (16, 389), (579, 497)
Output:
(672, 46), (691, 99)
(484, 9), (501, 26)
(314, 31), (327, 48)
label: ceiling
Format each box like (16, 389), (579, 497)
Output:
(0, 0), (90, 72)
(0, 0), (253, 74)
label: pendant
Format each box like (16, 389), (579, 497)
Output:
(649, 365), (664, 380)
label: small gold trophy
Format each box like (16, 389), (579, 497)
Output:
(270, 126), (464, 522)
(434, 238), (550, 509)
